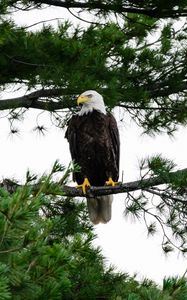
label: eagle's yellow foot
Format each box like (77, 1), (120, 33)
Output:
(105, 177), (118, 187)
(76, 177), (91, 194)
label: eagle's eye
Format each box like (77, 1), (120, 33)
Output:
(86, 94), (92, 98)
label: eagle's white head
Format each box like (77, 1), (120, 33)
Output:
(77, 90), (106, 116)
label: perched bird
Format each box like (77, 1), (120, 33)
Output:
(65, 90), (120, 224)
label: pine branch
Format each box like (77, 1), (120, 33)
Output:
(2, 83), (187, 113)
(1, 167), (187, 199)
(32, 0), (187, 18)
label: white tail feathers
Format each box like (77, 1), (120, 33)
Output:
(87, 195), (113, 224)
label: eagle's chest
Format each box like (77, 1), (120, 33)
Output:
(78, 116), (107, 146)
(75, 114), (108, 163)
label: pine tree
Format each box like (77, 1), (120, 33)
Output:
(0, 1), (187, 295)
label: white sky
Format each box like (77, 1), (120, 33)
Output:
(2, 5), (187, 285)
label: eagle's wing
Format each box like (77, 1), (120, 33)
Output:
(65, 116), (80, 181)
(108, 113), (120, 180)
(65, 116), (78, 160)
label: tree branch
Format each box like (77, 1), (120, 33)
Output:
(32, 0), (187, 18)
(1, 88), (78, 111)
(2, 83), (187, 113)
(1, 167), (187, 198)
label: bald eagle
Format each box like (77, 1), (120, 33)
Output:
(65, 90), (120, 224)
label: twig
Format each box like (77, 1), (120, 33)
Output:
(144, 188), (187, 204)
(24, 17), (65, 29)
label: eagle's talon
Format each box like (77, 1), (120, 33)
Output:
(76, 177), (91, 194)
(105, 177), (118, 187)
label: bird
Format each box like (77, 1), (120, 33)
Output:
(65, 90), (120, 224)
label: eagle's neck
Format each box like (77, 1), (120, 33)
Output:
(78, 103), (106, 116)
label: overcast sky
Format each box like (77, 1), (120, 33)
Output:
(2, 5), (187, 284)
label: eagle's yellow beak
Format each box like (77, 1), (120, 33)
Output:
(77, 95), (89, 105)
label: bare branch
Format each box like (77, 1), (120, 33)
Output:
(0, 88), (78, 111)
(144, 188), (187, 204)
(24, 17), (65, 29)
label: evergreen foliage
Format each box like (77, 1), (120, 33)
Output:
(0, 163), (186, 299)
